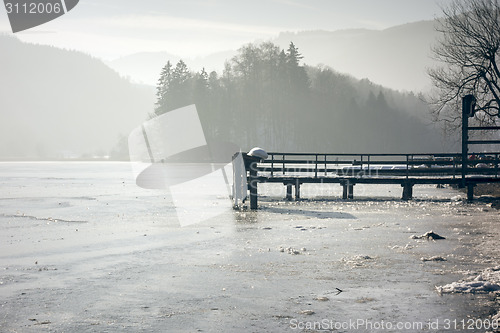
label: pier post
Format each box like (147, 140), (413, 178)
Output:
(286, 184), (293, 201)
(342, 183), (348, 199)
(461, 95), (476, 187)
(467, 183), (475, 202)
(295, 180), (301, 200)
(402, 182), (413, 200)
(341, 181), (354, 199)
(249, 161), (258, 210)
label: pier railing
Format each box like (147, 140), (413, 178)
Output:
(259, 152), (500, 179)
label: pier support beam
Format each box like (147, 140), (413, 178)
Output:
(341, 181), (354, 199)
(286, 184), (293, 201)
(348, 184), (354, 199)
(467, 183), (475, 202)
(402, 182), (413, 201)
(285, 181), (301, 200)
(295, 180), (301, 200)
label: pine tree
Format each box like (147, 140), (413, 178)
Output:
(154, 61), (172, 116)
(194, 68), (211, 136)
(286, 42), (303, 67)
(167, 60), (193, 111)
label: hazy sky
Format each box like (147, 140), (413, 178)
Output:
(1, 0), (449, 60)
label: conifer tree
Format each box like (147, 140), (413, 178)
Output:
(154, 61), (172, 116)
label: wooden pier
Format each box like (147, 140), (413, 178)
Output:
(237, 95), (500, 209)
(241, 152), (500, 209)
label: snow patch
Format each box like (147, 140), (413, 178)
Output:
(421, 256), (447, 262)
(410, 230), (446, 240)
(436, 266), (500, 294)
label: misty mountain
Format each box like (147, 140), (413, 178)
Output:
(108, 20), (441, 93)
(0, 35), (155, 160)
(274, 20), (441, 92)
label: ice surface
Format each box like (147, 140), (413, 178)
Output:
(1, 162), (499, 332)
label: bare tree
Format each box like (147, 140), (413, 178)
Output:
(428, 0), (500, 129)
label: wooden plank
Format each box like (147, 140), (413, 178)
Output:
(468, 126), (500, 130)
(257, 167), (469, 176)
(468, 140), (500, 145)
(255, 176), (500, 185)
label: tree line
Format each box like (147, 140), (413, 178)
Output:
(153, 42), (438, 153)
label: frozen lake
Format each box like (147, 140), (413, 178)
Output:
(0, 162), (499, 332)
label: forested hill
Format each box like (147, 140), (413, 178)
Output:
(0, 36), (443, 159)
(0, 35), (154, 160)
(154, 42), (441, 153)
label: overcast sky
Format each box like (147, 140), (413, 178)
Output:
(1, 0), (449, 60)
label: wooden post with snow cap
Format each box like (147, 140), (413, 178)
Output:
(246, 147), (268, 210)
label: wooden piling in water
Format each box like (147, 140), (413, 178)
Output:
(286, 184), (293, 201)
(342, 183), (348, 199)
(341, 181), (354, 199)
(249, 161), (258, 210)
(467, 183), (475, 202)
(295, 180), (301, 199)
(402, 182), (413, 200)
